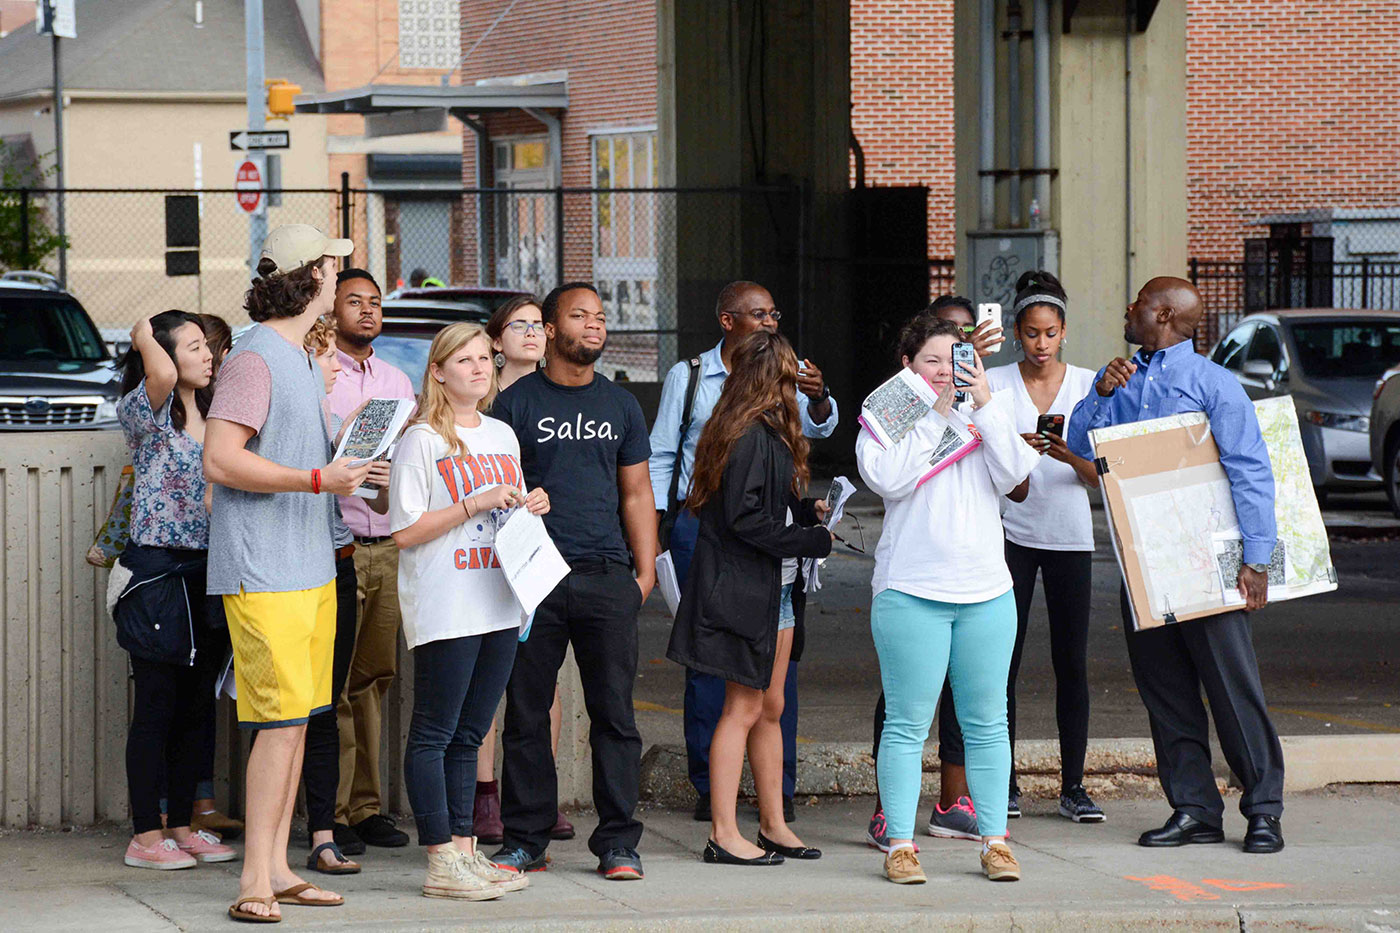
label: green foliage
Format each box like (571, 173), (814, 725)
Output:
(0, 142), (68, 273)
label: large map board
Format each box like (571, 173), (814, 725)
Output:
(1089, 396), (1337, 630)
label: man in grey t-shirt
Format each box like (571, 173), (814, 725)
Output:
(204, 225), (369, 922)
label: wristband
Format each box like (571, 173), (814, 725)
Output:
(311, 468), (321, 495)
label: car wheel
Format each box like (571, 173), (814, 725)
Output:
(1386, 437), (1400, 519)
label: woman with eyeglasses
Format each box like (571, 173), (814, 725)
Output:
(984, 270), (1103, 824)
(474, 295), (575, 845)
(858, 314), (1039, 885)
(668, 330), (833, 866)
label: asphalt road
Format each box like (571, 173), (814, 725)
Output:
(633, 490), (1400, 751)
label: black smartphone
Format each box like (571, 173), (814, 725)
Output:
(1036, 413), (1065, 438)
(952, 342), (976, 389)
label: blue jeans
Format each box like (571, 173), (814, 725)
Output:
(404, 628), (518, 846)
(672, 507), (799, 798)
(871, 588), (1016, 840)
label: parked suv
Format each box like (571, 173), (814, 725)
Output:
(0, 271), (122, 430)
(1209, 309), (1400, 499)
(1370, 363), (1400, 516)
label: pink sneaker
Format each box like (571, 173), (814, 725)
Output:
(125, 837), (197, 870)
(178, 829), (238, 863)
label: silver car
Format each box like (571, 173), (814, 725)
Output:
(1209, 309), (1400, 500)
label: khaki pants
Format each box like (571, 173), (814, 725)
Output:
(335, 538), (402, 825)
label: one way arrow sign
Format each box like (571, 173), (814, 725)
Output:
(230, 130), (291, 151)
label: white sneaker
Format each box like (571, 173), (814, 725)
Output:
(464, 841), (529, 892)
(422, 844), (503, 900)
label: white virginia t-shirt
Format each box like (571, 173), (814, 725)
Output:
(389, 418), (524, 648)
(985, 362), (1097, 551)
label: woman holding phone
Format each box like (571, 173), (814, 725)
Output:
(390, 321), (549, 900)
(984, 270), (1103, 823)
(858, 315), (1039, 885)
(667, 330), (833, 866)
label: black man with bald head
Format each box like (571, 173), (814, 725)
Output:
(1066, 277), (1285, 855)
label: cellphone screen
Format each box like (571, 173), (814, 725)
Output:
(952, 342), (975, 388)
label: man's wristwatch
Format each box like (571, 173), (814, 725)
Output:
(815, 384), (831, 401)
(1244, 562), (1269, 574)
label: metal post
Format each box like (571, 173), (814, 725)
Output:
(48, 0), (66, 287)
(19, 189), (31, 270)
(340, 171), (352, 266)
(978, 0), (996, 229)
(1032, 0), (1051, 223)
(1007, 1), (1022, 227)
(1361, 256), (1370, 308)
(245, 0), (267, 276)
(553, 186), (565, 290)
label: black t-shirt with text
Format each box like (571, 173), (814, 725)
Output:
(492, 370), (651, 564)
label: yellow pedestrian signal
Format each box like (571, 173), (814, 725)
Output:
(265, 79), (301, 120)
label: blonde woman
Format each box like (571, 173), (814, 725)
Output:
(389, 322), (550, 900)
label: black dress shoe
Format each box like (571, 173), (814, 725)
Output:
(756, 831), (821, 860)
(351, 813), (410, 847)
(703, 839), (784, 865)
(693, 793), (711, 823)
(1137, 811), (1225, 847)
(332, 822), (366, 856)
(1243, 814), (1284, 853)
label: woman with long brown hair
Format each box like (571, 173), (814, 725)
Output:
(667, 330), (833, 866)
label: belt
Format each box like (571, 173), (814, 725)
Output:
(569, 556), (625, 575)
(335, 544), (356, 561)
(354, 535), (391, 546)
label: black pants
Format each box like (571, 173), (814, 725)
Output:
(128, 653), (215, 834)
(405, 628), (518, 845)
(194, 601), (230, 800)
(501, 561), (644, 857)
(1005, 541), (1093, 792)
(304, 554), (359, 833)
(1120, 587), (1285, 826)
(872, 679), (962, 773)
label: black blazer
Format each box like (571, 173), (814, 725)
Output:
(667, 423), (832, 690)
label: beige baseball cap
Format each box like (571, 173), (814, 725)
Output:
(259, 224), (354, 276)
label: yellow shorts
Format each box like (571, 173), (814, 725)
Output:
(223, 580), (336, 729)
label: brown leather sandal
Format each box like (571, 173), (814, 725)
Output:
(228, 895), (280, 923)
(273, 882), (344, 907)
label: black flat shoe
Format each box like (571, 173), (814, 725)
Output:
(1243, 814), (1284, 853)
(1138, 811), (1225, 847)
(756, 831), (821, 860)
(703, 839), (784, 865)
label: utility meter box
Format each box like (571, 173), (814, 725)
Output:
(965, 229), (1059, 369)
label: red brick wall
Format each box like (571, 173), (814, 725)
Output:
(1186, 0), (1400, 258)
(849, 0), (958, 259)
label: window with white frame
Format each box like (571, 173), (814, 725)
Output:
(398, 0), (460, 70)
(592, 130), (658, 338)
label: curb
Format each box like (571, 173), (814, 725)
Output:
(640, 734), (1400, 806)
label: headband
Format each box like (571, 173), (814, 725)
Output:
(1013, 292), (1066, 314)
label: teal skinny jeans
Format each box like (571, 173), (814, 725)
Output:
(871, 587), (1016, 840)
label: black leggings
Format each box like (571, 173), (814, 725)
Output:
(128, 654), (216, 834)
(1004, 540), (1093, 792)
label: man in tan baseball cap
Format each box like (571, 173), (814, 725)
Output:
(258, 224), (354, 277)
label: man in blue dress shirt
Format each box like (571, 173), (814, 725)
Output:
(649, 281), (839, 822)
(1068, 276), (1285, 855)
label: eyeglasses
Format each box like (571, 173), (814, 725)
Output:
(830, 512), (866, 554)
(732, 309), (781, 323)
(505, 321), (545, 336)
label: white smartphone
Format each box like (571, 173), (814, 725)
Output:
(977, 303), (1005, 348)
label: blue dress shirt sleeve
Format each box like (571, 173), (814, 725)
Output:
(1206, 374), (1277, 565)
(648, 360), (691, 506)
(798, 391), (840, 439)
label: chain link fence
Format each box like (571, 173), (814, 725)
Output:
(2, 185), (803, 384)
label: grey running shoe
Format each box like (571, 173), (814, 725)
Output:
(926, 795), (980, 840)
(1059, 785), (1105, 823)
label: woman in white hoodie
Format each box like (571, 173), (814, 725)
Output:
(857, 315), (1039, 886)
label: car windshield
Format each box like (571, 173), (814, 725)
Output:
(372, 332), (434, 395)
(1290, 320), (1400, 379)
(0, 293), (108, 362)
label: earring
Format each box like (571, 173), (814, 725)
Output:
(1061, 336), (1068, 347)
(436, 376), (446, 384)
(494, 352), (506, 368)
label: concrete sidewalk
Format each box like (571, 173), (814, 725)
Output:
(3, 786), (1395, 931)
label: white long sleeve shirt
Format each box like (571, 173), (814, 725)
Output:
(857, 389), (1041, 605)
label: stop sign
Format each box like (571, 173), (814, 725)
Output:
(235, 160), (262, 213)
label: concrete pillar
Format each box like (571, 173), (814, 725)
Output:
(955, 0), (1187, 372)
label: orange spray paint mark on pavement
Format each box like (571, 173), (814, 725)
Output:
(1124, 875), (1221, 901)
(1202, 879), (1291, 892)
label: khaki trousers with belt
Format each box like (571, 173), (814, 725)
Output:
(336, 538), (402, 825)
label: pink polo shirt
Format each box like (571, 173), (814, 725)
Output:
(327, 346), (416, 538)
